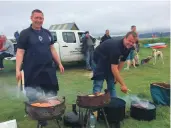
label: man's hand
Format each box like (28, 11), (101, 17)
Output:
(59, 64), (64, 73)
(16, 70), (22, 82)
(120, 85), (128, 93)
(16, 49), (25, 82)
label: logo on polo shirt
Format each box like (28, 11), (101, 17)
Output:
(38, 36), (43, 42)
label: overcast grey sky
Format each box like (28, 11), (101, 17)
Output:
(0, 1), (170, 37)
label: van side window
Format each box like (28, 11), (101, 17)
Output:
(62, 32), (76, 43)
(50, 32), (57, 42)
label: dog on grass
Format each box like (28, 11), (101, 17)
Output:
(152, 49), (164, 65)
(141, 56), (153, 65)
(134, 51), (140, 66)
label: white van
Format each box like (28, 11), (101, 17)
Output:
(5, 30), (100, 63)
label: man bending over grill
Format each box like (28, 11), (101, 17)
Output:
(91, 31), (137, 97)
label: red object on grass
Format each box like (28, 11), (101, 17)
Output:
(151, 45), (167, 49)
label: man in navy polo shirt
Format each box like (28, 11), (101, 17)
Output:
(91, 31), (137, 97)
(16, 9), (64, 102)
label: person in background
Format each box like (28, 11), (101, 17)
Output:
(100, 29), (111, 44)
(91, 31), (138, 97)
(0, 35), (14, 70)
(82, 31), (95, 71)
(131, 25), (140, 66)
(14, 31), (20, 43)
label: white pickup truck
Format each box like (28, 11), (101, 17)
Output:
(5, 30), (100, 63)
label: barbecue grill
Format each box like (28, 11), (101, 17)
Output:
(76, 90), (111, 128)
(25, 96), (66, 128)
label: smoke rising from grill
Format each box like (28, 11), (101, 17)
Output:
(24, 86), (57, 101)
(121, 95), (155, 109)
(0, 83), (57, 102)
(0, 83), (25, 100)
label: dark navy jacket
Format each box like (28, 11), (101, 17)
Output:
(100, 34), (111, 44)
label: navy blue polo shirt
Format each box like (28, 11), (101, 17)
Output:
(94, 38), (131, 65)
(17, 25), (54, 58)
(92, 38), (131, 80)
(18, 25), (55, 66)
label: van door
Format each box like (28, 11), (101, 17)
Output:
(59, 32), (79, 62)
(77, 32), (85, 60)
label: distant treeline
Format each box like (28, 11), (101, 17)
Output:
(111, 32), (170, 40)
(138, 32), (170, 38)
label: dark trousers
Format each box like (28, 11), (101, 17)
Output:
(0, 52), (13, 68)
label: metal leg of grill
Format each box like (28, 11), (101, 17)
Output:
(79, 107), (84, 128)
(37, 122), (39, 128)
(37, 122), (43, 128)
(36, 119), (61, 128)
(84, 109), (88, 125)
(101, 108), (110, 128)
(55, 119), (61, 128)
(85, 109), (91, 128)
(78, 108), (83, 128)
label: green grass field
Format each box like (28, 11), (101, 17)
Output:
(0, 38), (170, 128)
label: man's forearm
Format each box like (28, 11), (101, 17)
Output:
(112, 66), (126, 87)
(118, 61), (125, 71)
(16, 49), (24, 72)
(50, 46), (62, 66)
